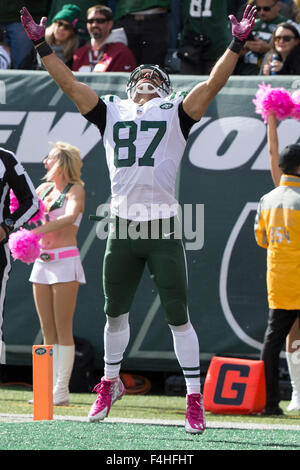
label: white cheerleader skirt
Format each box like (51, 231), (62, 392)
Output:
(29, 246), (86, 285)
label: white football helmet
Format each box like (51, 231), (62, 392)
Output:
(126, 64), (173, 100)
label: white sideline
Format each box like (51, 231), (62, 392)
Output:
(0, 413), (300, 430)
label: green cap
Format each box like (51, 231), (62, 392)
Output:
(52, 4), (81, 28)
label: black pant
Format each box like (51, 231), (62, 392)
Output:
(261, 308), (300, 408)
(0, 243), (11, 364)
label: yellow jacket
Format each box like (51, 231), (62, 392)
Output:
(255, 174), (300, 309)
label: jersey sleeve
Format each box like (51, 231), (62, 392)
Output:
(82, 98), (107, 136)
(254, 200), (268, 249)
(169, 91), (198, 140)
(4, 151), (39, 229)
(178, 102), (198, 140)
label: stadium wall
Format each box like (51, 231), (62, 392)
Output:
(1, 71), (300, 371)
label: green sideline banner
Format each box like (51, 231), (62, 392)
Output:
(1, 70), (300, 371)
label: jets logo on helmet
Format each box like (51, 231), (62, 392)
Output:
(126, 64), (173, 100)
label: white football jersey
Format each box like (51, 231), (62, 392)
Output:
(102, 92), (187, 221)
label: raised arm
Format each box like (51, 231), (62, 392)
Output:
(183, 5), (256, 121)
(267, 112), (282, 187)
(20, 7), (99, 115)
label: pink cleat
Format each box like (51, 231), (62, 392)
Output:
(185, 393), (206, 434)
(88, 377), (125, 422)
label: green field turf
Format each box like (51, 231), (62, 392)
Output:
(0, 384), (300, 452)
(0, 420), (299, 451)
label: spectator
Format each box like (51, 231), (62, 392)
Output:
(28, 142), (86, 406)
(0, 1), (48, 68)
(20, 4), (82, 70)
(260, 22), (300, 74)
(236, 1), (294, 19)
(235, 0), (287, 75)
(255, 115), (300, 414)
(0, 27), (11, 70)
(47, 0), (109, 43)
(72, 4), (136, 72)
(265, 112), (300, 413)
(113, 1), (170, 67)
(178, 0), (230, 75)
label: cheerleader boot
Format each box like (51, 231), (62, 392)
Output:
(53, 344), (75, 406)
(52, 343), (59, 390)
(286, 352), (300, 412)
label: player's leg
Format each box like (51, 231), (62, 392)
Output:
(89, 236), (145, 422)
(32, 283), (57, 344)
(103, 236), (144, 381)
(147, 236), (205, 433)
(51, 281), (79, 405)
(0, 243), (11, 365)
(103, 313), (130, 380)
(261, 308), (296, 414)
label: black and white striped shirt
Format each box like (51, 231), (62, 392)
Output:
(0, 147), (39, 231)
(0, 46), (11, 70)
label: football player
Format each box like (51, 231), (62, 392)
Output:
(20, 5), (256, 433)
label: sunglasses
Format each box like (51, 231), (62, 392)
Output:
(55, 20), (73, 30)
(256, 2), (277, 12)
(87, 18), (109, 24)
(275, 35), (297, 43)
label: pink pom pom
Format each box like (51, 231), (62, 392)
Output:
(9, 190), (19, 213)
(253, 83), (294, 123)
(28, 198), (46, 223)
(8, 228), (42, 264)
(291, 89), (300, 121)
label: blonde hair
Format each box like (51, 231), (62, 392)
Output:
(45, 24), (78, 63)
(45, 142), (84, 186)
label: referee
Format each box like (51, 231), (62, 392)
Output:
(0, 147), (39, 366)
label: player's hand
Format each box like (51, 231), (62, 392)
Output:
(20, 6), (47, 45)
(229, 5), (257, 41)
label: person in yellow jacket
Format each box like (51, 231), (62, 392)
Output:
(255, 113), (300, 414)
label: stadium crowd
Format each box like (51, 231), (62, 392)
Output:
(0, 1), (300, 75)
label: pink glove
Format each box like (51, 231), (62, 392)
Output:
(229, 5), (257, 41)
(20, 6), (47, 44)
